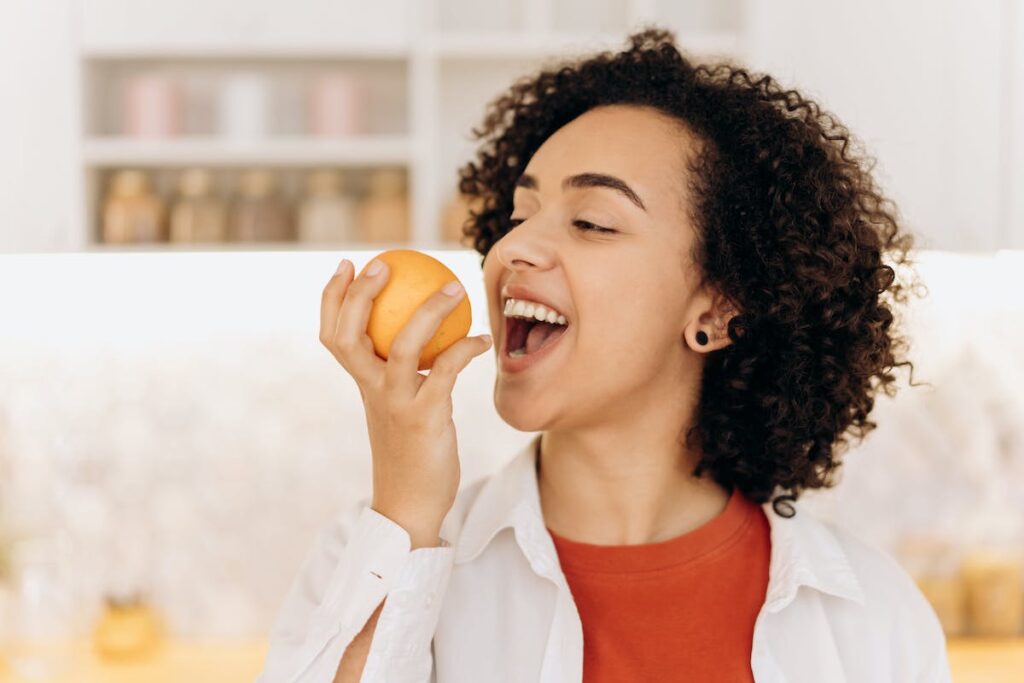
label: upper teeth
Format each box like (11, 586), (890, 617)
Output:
(503, 298), (568, 325)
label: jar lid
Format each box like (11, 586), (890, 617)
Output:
(237, 169), (275, 198)
(179, 168), (214, 198)
(109, 170), (150, 198)
(305, 169), (344, 196)
(367, 169), (406, 196)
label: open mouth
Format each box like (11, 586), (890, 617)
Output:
(504, 316), (569, 357)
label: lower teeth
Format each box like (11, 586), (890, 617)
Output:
(509, 348), (528, 358)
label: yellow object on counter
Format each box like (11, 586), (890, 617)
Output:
(93, 595), (162, 661)
(961, 548), (1024, 637)
(0, 639), (267, 683)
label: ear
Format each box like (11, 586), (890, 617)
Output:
(684, 290), (739, 353)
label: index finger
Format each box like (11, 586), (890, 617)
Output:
(319, 258), (353, 345)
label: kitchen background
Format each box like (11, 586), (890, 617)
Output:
(1, 0), (1023, 680)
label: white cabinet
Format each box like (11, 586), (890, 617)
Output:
(57, 0), (743, 252)
(5, 0), (1018, 253)
(77, 0), (413, 52)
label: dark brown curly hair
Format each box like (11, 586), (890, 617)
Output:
(455, 26), (926, 517)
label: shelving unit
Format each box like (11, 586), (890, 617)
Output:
(81, 136), (412, 166)
(73, 0), (749, 251)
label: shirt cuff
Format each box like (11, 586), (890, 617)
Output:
(356, 521), (455, 683)
(311, 504), (412, 636)
(372, 544), (455, 657)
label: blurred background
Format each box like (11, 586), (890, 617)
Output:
(0, 0), (1023, 680)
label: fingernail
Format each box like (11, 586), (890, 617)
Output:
(480, 335), (492, 345)
(335, 258), (350, 274)
(366, 259), (384, 276)
(442, 281), (463, 296)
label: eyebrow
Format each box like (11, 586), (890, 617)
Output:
(514, 172), (647, 212)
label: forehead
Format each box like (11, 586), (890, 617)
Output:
(521, 104), (694, 213)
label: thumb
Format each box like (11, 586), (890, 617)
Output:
(418, 334), (492, 402)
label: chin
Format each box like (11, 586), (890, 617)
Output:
(492, 385), (555, 433)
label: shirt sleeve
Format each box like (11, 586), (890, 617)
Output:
(915, 617), (953, 683)
(255, 496), (455, 683)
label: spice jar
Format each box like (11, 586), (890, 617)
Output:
(308, 73), (366, 137)
(169, 168), (228, 244)
(228, 169), (293, 242)
(440, 192), (483, 247)
(296, 169), (358, 244)
(122, 73), (182, 138)
(93, 591), (162, 661)
(102, 170), (167, 244)
(357, 169), (409, 244)
(961, 545), (1024, 636)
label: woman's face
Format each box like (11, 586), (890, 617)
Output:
(482, 104), (731, 432)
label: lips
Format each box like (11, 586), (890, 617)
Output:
(500, 283), (571, 324)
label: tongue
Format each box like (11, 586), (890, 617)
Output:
(525, 321), (565, 355)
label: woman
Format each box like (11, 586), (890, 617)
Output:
(259, 28), (951, 682)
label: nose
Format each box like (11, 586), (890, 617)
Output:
(493, 218), (555, 271)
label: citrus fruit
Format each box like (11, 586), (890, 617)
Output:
(356, 249), (472, 371)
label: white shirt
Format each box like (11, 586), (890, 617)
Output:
(257, 434), (953, 682)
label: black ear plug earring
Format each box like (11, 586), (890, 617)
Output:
(695, 330), (709, 345)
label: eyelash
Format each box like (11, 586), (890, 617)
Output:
(508, 218), (616, 234)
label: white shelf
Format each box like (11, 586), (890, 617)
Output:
(82, 136), (412, 167)
(79, 43), (411, 61)
(77, 28), (745, 63)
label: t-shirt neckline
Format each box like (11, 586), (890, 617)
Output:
(545, 487), (756, 574)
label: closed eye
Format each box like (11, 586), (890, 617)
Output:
(508, 218), (616, 234)
(574, 220), (616, 234)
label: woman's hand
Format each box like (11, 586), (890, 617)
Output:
(319, 258), (492, 547)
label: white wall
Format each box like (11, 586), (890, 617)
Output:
(745, 0), (1015, 251)
(0, 0), (80, 252)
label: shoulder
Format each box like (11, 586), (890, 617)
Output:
(825, 520), (935, 619)
(817, 516), (949, 662)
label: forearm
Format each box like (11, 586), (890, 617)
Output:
(333, 599), (384, 683)
(333, 531), (443, 683)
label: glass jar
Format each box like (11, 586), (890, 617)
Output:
(93, 591), (162, 661)
(169, 168), (228, 244)
(102, 170), (166, 244)
(308, 73), (366, 137)
(227, 169), (293, 243)
(296, 169), (358, 244)
(357, 169), (409, 244)
(961, 545), (1024, 636)
(122, 73), (182, 138)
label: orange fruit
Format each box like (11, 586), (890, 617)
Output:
(356, 249), (472, 371)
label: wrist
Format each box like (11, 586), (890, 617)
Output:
(409, 534), (445, 549)
(371, 503), (444, 549)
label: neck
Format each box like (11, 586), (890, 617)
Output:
(536, 429), (730, 546)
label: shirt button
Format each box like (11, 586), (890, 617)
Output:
(425, 591), (435, 608)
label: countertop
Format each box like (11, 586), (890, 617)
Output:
(0, 637), (1020, 681)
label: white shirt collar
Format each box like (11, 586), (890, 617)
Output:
(453, 434), (865, 611)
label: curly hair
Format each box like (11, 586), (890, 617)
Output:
(455, 26), (926, 517)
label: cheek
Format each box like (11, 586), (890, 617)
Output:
(576, 290), (679, 357)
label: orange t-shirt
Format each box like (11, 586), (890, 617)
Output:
(546, 487), (771, 682)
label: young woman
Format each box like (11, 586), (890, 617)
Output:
(259, 28), (950, 683)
